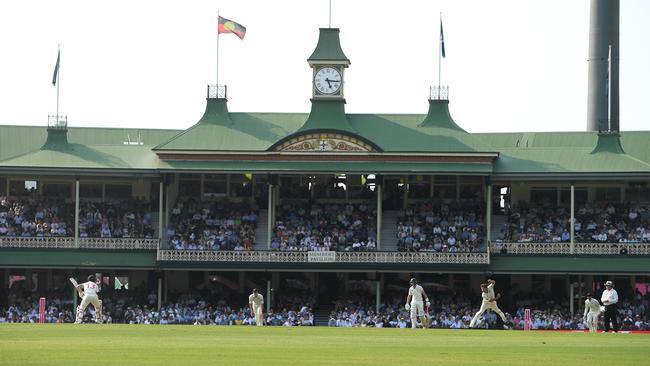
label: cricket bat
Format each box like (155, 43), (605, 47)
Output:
(70, 278), (84, 298)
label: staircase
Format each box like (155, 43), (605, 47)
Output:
(379, 210), (399, 251)
(313, 305), (333, 326)
(253, 209), (269, 250)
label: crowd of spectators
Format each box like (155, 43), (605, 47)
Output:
(498, 202), (650, 244)
(166, 199), (257, 251)
(0, 196), (73, 237)
(396, 200), (485, 252)
(78, 200), (154, 239)
(0, 290), (313, 326)
(271, 202), (377, 251)
(326, 292), (650, 330)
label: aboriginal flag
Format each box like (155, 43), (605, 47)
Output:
(218, 16), (246, 40)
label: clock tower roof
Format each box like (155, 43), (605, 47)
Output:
(308, 28), (350, 65)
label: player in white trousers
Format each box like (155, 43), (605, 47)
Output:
(469, 279), (508, 329)
(74, 275), (102, 324)
(248, 288), (264, 326)
(405, 278), (430, 329)
(583, 293), (601, 332)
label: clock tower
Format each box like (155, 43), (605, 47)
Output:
(308, 28), (350, 99)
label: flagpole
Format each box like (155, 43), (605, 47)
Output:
(56, 44), (60, 122)
(329, 0), (332, 28)
(217, 11), (220, 87)
(438, 13), (442, 94)
(607, 44), (612, 132)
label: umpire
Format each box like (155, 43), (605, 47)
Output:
(600, 280), (619, 333)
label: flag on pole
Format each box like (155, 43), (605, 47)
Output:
(440, 20), (446, 58)
(218, 16), (246, 40)
(52, 50), (60, 86)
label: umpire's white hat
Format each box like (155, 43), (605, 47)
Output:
(604, 280), (613, 286)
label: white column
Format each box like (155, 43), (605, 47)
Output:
(376, 182), (382, 250)
(267, 184), (273, 250)
(570, 184), (575, 254)
(157, 276), (162, 311)
(376, 280), (381, 314)
(266, 279), (271, 313)
(158, 181), (164, 243)
(74, 179), (80, 248)
(486, 183), (492, 255)
(569, 278), (575, 315)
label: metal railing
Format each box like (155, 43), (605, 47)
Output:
(47, 115), (67, 129)
(0, 237), (159, 250)
(157, 250), (490, 264)
(490, 242), (650, 255)
(207, 84), (227, 99)
(429, 85), (449, 100)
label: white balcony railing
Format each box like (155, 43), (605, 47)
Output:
(156, 250), (490, 264)
(0, 237), (159, 250)
(490, 242), (650, 255)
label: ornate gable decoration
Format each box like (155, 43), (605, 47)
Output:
(276, 133), (374, 152)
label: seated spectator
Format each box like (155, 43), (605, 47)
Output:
(166, 198), (257, 251)
(396, 199), (485, 253)
(271, 202), (377, 252)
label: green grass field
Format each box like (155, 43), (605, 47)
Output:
(0, 325), (648, 366)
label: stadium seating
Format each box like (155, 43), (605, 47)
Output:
(396, 200), (485, 252)
(271, 202), (377, 252)
(166, 199), (257, 251)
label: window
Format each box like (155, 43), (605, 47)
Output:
(530, 188), (557, 205)
(105, 184), (132, 199)
(625, 187), (650, 202)
(0, 177), (6, 195)
(595, 188), (621, 202)
(80, 184), (103, 199)
(229, 174), (252, 198)
(180, 180), (201, 198)
(9, 180), (36, 196)
(559, 188), (588, 206)
(42, 183), (72, 197)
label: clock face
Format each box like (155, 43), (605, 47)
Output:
(314, 67), (342, 95)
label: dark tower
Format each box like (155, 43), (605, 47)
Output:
(586, 0), (619, 132)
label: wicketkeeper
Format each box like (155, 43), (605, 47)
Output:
(73, 275), (102, 324)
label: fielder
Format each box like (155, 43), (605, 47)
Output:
(73, 275), (102, 324)
(469, 279), (508, 329)
(405, 278), (430, 329)
(583, 293), (601, 332)
(248, 288), (264, 326)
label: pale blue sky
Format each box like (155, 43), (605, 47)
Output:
(0, 0), (648, 132)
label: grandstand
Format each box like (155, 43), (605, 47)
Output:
(1, 20), (649, 326)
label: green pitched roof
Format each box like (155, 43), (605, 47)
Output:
(476, 131), (650, 175)
(307, 28), (350, 64)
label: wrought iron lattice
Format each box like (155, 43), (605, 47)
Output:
(47, 115), (68, 129)
(207, 84), (227, 99)
(490, 242), (650, 255)
(157, 250), (490, 264)
(429, 85), (449, 100)
(0, 237), (159, 250)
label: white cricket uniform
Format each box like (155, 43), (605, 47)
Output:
(76, 281), (102, 323)
(469, 283), (507, 328)
(583, 298), (601, 332)
(408, 285), (427, 328)
(249, 293), (264, 326)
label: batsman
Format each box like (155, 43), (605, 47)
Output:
(71, 275), (103, 324)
